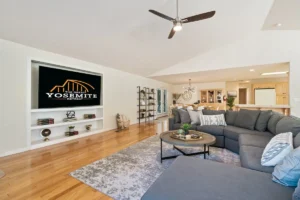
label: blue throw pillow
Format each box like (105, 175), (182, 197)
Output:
(272, 147), (300, 187)
(294, 179), (300, 200)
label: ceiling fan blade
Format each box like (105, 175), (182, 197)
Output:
(182, 11), (215, 23)
(149, 10), (174, 21)
(168, 28), (176, 39)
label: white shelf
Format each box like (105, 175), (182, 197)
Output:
(31, 105), (103, 113)
(31, 117), (103, 130)
(31, 129), (105, 149)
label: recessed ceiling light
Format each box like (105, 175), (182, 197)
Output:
(261, 71), (288, 76)
(249, 69), (255, 72)
(244, 80), (250, 83)
(274, 23), (282, 27)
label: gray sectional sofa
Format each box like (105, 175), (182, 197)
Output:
(142, 109), (300, 200)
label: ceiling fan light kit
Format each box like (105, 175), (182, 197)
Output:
(149, 0), (216, 39)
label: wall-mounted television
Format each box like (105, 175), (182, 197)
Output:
(38, 66), (101, 108)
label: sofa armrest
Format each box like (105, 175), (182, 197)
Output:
(169, 118), (176, 130)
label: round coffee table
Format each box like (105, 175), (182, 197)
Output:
(160, 130), (216, 163)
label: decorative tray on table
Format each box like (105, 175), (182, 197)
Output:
(170, 132), (203, 141)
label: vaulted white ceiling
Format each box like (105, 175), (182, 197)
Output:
(0, 0), (274, 76)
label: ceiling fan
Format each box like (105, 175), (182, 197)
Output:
(149, 0), (216, 39)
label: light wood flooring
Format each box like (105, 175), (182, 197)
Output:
(0, 119), (168, 200)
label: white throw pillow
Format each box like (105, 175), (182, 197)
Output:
(261, 132), (293, 166)
(199, 114), (227, 126)
(187, 110), (202, 125)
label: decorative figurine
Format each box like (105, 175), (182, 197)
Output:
(85, 124), (92, 131)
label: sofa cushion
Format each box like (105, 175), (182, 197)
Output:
(202, 109), (225, 115)
(239, 134), (272, 148)
(255, 110), (273, 132)
(142, 156), (293, 200)
(272, 147), (300, 187)
(178, 109), (191, 124)
(240, 145), (274, 174)
(276, 116), (300, 136)
(224, 125), (273, 141)
(234, 109), (260, 130)
(187, 109), (202, 125)
(261, 132), (293, 166)
(197, 125), (224, 136)
(172, 108), (181, 123)
(173, 123), (197, 130)
(295, 134), (300, 148)
(225, 110), (238, 125)
(268, 112), (284, 134)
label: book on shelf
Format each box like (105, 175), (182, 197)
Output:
(37, 118), (54, 125)
(65, 131), (79, 136)
(84, 114), (96, 119)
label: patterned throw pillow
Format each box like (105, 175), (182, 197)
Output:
(199, 114), (227, 126)
(272, 147), (300, 187)
(261, 132), (293, 166)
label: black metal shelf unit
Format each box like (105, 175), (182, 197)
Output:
(137, 86), (156, 124)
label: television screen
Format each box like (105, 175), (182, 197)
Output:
(38, 66), (101, 108)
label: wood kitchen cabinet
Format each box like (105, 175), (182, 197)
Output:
(276, 95), (289, 105)
(275, 82), (289, 95)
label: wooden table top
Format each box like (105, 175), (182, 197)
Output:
(160, 130), (216, 147)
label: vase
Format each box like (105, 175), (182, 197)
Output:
(184, 130), (189, 135)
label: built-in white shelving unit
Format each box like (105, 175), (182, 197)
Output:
(29, 60), (104, 150)
(31, 117), (103, 130)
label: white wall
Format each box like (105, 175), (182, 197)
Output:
(172, 82), (226, 104)
(151, 31), (300, 116)
(0, 39), (172, 156)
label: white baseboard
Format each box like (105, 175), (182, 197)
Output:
(0, 128), (113, 158)
(0, 147), (30, 158)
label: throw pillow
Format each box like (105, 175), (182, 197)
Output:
(225, 110), (238, 126)
(187, 109), (202, 125)
(261, 132), (293, 166)
(202, 110), (226, 115)
(178, 109), (191, 124)
(267, 113), (284, 134)
(199, 114), (227, 126)
(272, 146), (300, 187)
(293, 179), (300, 200)
(234, 109), (260, 130)
(255, 110), (273, 132)
(172, 108), (181, 123)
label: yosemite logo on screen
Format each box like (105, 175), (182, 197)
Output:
(46, 79), (97, 100)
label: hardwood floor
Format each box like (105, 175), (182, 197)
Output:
(0, 118), (168, 200)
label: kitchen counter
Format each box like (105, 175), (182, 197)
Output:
(235, 104), (290, 115)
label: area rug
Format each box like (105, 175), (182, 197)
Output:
(70, 135), (240, 200)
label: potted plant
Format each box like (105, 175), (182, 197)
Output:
(69, 126), (75, 133)
(227, 96), (235, 111)
(181, 123), (192, 135)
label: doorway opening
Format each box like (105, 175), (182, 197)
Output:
(239, 88), (247, 104)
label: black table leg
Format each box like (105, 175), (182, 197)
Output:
(204, 144), (206, 159)
(160, 138), (162, 163)
(208, 145), (210, 156)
